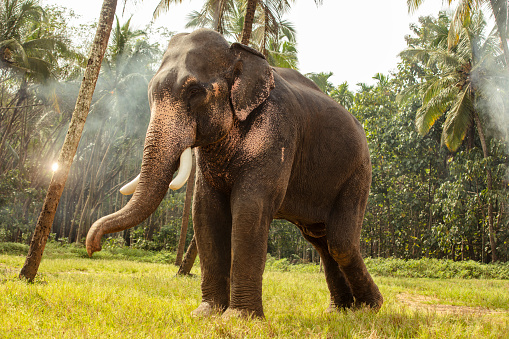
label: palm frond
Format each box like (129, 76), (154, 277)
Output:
(25, 56), (52, 80)
(267, 40), (298, 69)
(416, 85), (458, 135)
(448, 0), (473, 50)
(153, 0), (186, 19)
(442, 84), (474, 150)
(185, 9), (213, 29)
(396, 83), (421, 105)
(407, 0), (426, 14)
(1, 38), (28, 66)
(421, 75), (457, 104)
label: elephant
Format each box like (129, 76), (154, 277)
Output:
(86, 28), (383, 318)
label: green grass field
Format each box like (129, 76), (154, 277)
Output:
(1, 243), (508, 338)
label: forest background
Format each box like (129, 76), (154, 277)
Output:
(1, 0), (508, 265)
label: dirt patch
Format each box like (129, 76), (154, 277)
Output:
(397, 293), (504, 315)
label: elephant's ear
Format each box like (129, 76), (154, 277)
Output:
(230, 43), (275, 121)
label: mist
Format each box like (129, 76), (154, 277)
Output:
(472, 44), (509, 180)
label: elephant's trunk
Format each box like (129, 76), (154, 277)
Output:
(86, 116), (192, 256)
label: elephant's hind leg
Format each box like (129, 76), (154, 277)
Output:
(301, 233), (354, 311)
(326, 168), (383, 311)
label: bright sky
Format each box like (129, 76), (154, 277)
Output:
(43, 0), (450, 88)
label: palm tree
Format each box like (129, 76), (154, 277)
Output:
(330, 82), (354, 110)
(185, 0), (242, 38)
(407, 0), (509, 65)
(250, 2), (295, 58)
(263, 30), (298, 68)
(0, 1), (79, 82)
(155, 0), (322, 46)
(20, 0), (118, 281)
(241, 0), (322, 45)
(186, 0), (298, 67)
(399, 11), (500, 261)
(305, 71), (334, 94)
(183, 0), (237, 34)
(241, 0), (292, 45)
(0, 0), (73, 162)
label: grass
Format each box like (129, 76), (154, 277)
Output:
(1, 243), (508, 338)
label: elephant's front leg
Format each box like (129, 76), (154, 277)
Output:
(192, 175), (232, 317)
(224, 189), (278, 319)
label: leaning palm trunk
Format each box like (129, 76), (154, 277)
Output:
(473, 111), (497, 262)
(19, 0), (118, 282)
(241, 0), (258, 45)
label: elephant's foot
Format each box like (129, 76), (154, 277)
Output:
(222, 307), (264, 319)
(191, 302), (225, 317)
(353, 287), (384, 312)
(326, 287), (383, 313)
(325, 299), (354, 313)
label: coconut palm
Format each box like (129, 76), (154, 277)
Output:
(0, 0), (78, 169)
(399, 11), (501, 261)
(0, 0), (72, 82)
(399, 12), (498, 150)
(305, 71), (334, 94)
(185, 0), (241, 38)
(186, 0), (298, 67)
(407, 0), (509, 65)
(264, 28), (298, 68)
(330, 82), (354, 110)
(153, 0), (233, 34)
(250, 1), (295, 57)
(155, 0), (321, 46)
(241, 0), (293, 45)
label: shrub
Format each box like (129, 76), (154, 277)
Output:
(0, 242), (29, 255)
(364, 257), (509, 279)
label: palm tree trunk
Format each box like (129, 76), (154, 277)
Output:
(19, 0), (118, 282)
(175, 154), (196, 266)
(241, 0), (258, 45)
(213, 0), (225, 34)
(262, 9), (269, 58)
(473, 111), (497, 262)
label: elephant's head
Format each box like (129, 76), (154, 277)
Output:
(86, 29), (275, 256)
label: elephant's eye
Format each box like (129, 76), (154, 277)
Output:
(187, 85), (204, 98)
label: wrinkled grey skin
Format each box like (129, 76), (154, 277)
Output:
(86, 28), (383, 318)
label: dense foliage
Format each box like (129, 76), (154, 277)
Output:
(0, 1), (507, 263)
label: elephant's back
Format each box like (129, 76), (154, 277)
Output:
(273, 67), (323, 93)
(271, 69), (370, 222)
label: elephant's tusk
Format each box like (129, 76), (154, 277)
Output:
(119, 147), (192, 195)
(169, 147), (193, 190)
(119, 174), (140, 195)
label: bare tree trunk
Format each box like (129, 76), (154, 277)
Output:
(19, 0), (117, 282)
(241, 0), (258, 45)
(473, 111), (497, 262)
(175, 154), (196, 266)
(177, 235), (198, 276)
